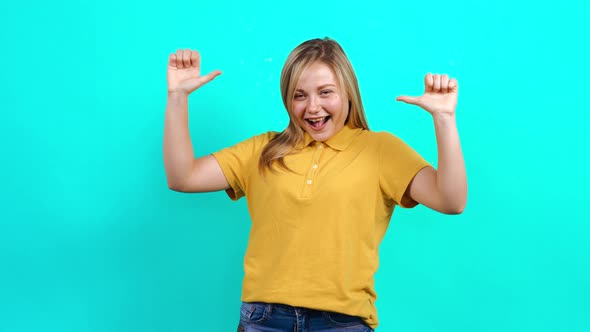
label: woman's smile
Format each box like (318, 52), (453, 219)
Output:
(292, 61), (348, 142)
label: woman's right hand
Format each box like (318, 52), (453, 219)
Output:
(167, 49), (221, 95)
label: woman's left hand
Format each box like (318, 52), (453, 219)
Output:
(396, 73), (458, 116)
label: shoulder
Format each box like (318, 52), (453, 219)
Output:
(363, 130), (422, 160)
(252, 131), (279, 149)
(212, 131), (278, 163)
(230, 131), (278, 149)
(370, 130), (400, 139)
(256, 131), (280, 141)
(361, 130), (405, 146)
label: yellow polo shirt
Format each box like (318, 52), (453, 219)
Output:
(212, 125), (430, 329)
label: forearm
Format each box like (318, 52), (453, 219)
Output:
(163, 92), (194, 188)
(432, 113), (467, 211)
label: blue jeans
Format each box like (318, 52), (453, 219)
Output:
(237, 302), (374, 332)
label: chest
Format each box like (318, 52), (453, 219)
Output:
(248, 144), (380, 202)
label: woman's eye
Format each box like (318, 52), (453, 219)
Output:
(294, 94), (304, 99)
(320, 90), (332, 95)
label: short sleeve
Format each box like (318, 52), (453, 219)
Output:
(378, 132), (431, 208)
(211, 132), (274, 201)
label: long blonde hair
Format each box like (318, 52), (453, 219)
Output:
(259, 37), (369, 173)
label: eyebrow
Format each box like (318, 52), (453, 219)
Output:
(295, 84), (337, 92)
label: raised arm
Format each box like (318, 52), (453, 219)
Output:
(397, 73), (467, 214)
(163, 49), (229, 192)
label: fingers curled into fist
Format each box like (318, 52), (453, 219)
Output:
(425, 73), (458, 94)
(169, 49), (200, 69)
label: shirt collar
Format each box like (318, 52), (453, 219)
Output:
(300, 125), (363, 151)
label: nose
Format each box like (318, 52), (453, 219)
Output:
(308, 95), (321, 113)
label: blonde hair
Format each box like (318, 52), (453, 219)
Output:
(259, 37), (369, 173)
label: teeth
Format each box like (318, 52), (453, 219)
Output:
(307, 117), (326, 123)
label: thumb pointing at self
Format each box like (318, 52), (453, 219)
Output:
(396, 95), (421, 105)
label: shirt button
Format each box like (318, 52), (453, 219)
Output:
(306, 179), (312, 185)
(317, 144), (323, 149)
(312, 164), (318, 169)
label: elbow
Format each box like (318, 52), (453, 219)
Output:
(436, 192), (467, 214)
(165, 167), (191, 192)
(443, 198), (467, 215)
(445, 204), (465, 215)
(166, 178), (187, 192)
(439, 187), (467, 215)
(167, 183), (183, 192)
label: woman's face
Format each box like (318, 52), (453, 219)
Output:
(291, 61), (349, 142)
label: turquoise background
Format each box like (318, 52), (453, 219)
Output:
(1, 0), (588, 331)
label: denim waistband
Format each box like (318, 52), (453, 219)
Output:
(247, 302), (320, 315)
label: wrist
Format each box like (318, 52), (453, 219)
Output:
(432, 112), (456, 122)
(168, 90), (189, 100)
(431, 112), (458, 129)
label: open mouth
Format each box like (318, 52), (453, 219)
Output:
(305, 116), (331, 130)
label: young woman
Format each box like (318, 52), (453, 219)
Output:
(163, 38), (467, 332)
